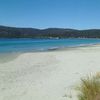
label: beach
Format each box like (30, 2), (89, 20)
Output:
(0, 45), (100, 100)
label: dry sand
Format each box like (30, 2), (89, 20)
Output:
(0, 45), (100, 100)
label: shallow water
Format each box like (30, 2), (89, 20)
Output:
(0, 38), (100, 53)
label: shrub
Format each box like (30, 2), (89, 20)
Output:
(76, 74), (100, 100)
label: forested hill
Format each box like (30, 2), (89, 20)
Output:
(0, 25), (100, 38)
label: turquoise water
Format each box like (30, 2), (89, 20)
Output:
(0, 38), (100, 53)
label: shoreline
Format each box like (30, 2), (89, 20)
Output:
(0, 43), (100, 63)
(0, 42), (100, 54)
(29, 43), (100, 53)
(1, 38), (100, 54)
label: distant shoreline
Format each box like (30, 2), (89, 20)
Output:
(0, 37), (100, 39)
(0, 25), (100, 38)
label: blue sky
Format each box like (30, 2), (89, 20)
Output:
(0, 0), (100, 29)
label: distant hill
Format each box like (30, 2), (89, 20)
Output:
(0, 25), (100, 38)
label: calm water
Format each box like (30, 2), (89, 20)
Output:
(0, 38), (100, 53)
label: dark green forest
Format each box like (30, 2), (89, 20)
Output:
(0, 25), (100, 38)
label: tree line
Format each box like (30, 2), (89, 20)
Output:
(0, 26), (100, 38)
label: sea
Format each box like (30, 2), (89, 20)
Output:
(0, 38), (100, 53)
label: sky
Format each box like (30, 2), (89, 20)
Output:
(0, 0), (100, 29)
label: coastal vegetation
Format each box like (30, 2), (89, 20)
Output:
(0, 25), (100, 38)
(76, 73), (100, 100)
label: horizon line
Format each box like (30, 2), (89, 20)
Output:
(0, 25), (100, 30)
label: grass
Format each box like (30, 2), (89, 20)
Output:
(76, 73), (100, 100)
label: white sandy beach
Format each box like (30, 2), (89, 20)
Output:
(0, 45), (100, 100)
